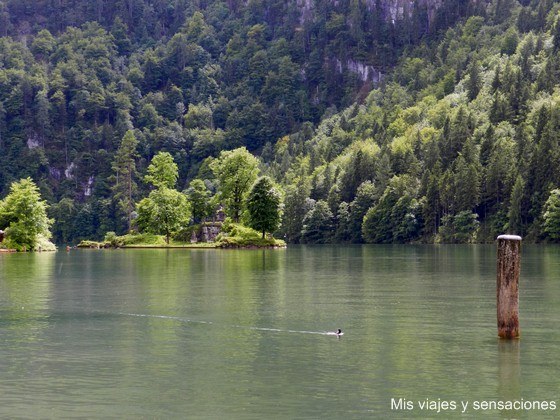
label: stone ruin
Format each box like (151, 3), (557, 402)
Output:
(189, 206), (226, 244)
(190, 223), (222, 243)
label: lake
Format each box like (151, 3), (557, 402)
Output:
(1, 245), (559, 418)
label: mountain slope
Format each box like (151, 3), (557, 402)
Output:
(3, 0), (559, 244)
(272, 0), (560, 243)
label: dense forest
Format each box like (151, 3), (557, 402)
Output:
(1, 0), (560, 245)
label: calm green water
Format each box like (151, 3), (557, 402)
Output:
(0, 245), (559, 418)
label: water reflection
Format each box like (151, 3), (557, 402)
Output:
(0, 246), (558, 418)
(0, 252), (55, 332)
(498, 339), (521, 418)
(0, 253), (55, 309)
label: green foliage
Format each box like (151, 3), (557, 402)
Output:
(184, 103), (214, 129)
(0, 178), (53, 251)
(186, 179), (213, 223)
(438, 211), (480, 244)
(103, 231), (121, 247)
(107, 232), (168, 247)
(501, 27), (519, 55)
(111, 130), (139, 231)
(144, 151), (179, 189)
(2, 0), (560, 245)
(33, 234), (57, 251)
(120, 233), (168, 246)
(362, 176), (420, 244)
(49, 198), (77, 244)
(246, 176), (282, 238)
(347, 181), (378, 243)
(136, 187), (191, 244)
(76, 240), (102, 249)
(216, 222), (285, 248)
(301, 200), (334, 244)
(281, 179), (311, 243)
(210, 147), (260, 222)
(507, 175), (525, 235)
(543, 189), (560, 240)
(79, 232), (171, 248)
(31, 29), (55, 58)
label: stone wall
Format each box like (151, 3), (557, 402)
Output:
(190, 223), (223, 243)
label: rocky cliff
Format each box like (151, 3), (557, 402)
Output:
(298, 0), (480, 26)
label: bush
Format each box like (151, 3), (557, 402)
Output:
(118, 233), (167, 246)
(1, 236), (26, 251)
(172, 225), (198, 242)
(104, 231), (123, 247)
(216, 223), (285, 247)
(77, 240), (102, 248)
(33, 234), (57, 251)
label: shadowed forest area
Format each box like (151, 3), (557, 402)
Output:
(2, 0), (560, 245)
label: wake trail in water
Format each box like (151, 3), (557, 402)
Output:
(117, 312), (333, 335)
(118, 312), (214, 325)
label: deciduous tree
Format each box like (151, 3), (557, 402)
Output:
(210, 147), (260, 222)
(187, 179), (213, 223)
(543, 188), (560, 240)
(136, 187), (190, 244)
(0, 178), (53, 250)
(145, 151), (179, 189)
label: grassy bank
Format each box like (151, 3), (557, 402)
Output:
(77, 224), (286, 249)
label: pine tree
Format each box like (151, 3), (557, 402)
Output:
(553, 18), (560, 52)
(507, 175), (525, 235)
(281, 178), (311, 244)
(527, 107), (560, 221)
(247, 176), (282, 238)
(453, 154), (480, 213)
(422, 165), (442, 236)
(111, 130), (139, 232)
(466, 60), (482, 102)
(301, 200), (334, 244)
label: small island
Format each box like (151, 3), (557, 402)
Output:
(76, 147), (285, 250)
(1, 148), (285, 252)
(77, 221), (286, 249)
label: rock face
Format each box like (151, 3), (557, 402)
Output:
(337, 58), (384, 83)
(373, 0), (445, 24)
(190, 222), (223, 243)
(296, 0), (314, 24)
(298, 0), (461, 26)
(298, 0), (476, 84)
(202, 224), (222, 242)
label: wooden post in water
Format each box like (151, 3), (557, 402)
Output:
(496, 235), (522, 339)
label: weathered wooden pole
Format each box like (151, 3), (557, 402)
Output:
(496, 235), (522, 339)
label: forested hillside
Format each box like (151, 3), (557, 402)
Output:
(1, 0), (560, 244)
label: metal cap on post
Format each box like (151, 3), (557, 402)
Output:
(496, 235), (522, 339)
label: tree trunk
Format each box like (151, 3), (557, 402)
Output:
(497, 234), (521, 339)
